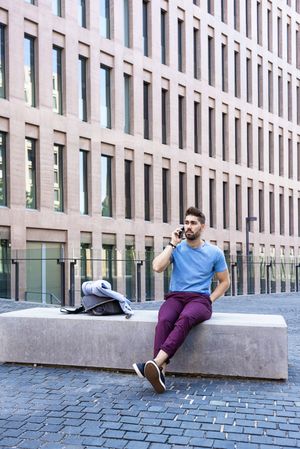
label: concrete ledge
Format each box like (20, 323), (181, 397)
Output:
(0, 308), (288, 379)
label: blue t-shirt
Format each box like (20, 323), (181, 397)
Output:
(169, 240), (228, 294)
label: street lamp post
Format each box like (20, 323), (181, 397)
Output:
(245, 216), (257, 294)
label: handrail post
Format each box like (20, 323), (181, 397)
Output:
(230, 262), (237, 297)
(69, 259), (77, 306)
(136, 260), (143, 302)
(296, 264), (300, 292)
(266, 263), (271, 294)
(11, 259), (19, 301)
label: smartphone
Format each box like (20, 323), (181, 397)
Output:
(177, 226), (185, 238)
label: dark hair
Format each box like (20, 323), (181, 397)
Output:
(185, 207), (206, 224)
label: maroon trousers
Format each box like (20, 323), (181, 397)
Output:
(154, 291), (212, 360)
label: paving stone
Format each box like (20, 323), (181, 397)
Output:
(146, 433), (169, 443)
(189, 438), (214, 447)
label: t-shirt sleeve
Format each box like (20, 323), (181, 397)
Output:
(214, 250), (228, 273)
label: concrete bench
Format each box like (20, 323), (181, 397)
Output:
(0, 308), (288, 380)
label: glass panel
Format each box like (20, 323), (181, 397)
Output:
(0, 132), (7, 206)
(79, 56), (87, 121)
(161, 10), (166, 64)
(144, 164), (151, 221)
(52, 46), (63, 114)
(124, 74), (131, 133)
(53, 144), (64, 212)
(0, 239), (11, 299)
(102, 244), (116, 289)
(125, 160), (132, 219)
(143, 82), (149, 139)
(81, 242), (93, 293)
(124, 0), (130, 47)
(0, 25), (5, 98)
(52, 0), (62, 16)
(125, 244), (135, 299)
(100, 0), (110, 38)
(24, 35), (35, 107)
(80, 150), (88, 214)
(100, 65), (111, 128)
(143, 1), (148, 56)
(101, 155), (112, 217)
(25, 138), (37, 209)
(145, 246), (154, 300)
(78, 0), (87, 27)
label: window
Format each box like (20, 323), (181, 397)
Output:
(247, 186), (253, 222)
(277, 14), (282, 58)
(279, 193), (284, 235)
(221, 0), (227, 23)
(100, 0), (110, 39)
(179, 172), (186, 224)
(234, 0), (240, 31)
(267, 7), (272, 51)
(194, 101), (200, 153)
(0, 132), (7, 206)
(208, 35), (214, 86)
(207, 0), (214, 15)
(288, 138), (293, 179)
(234, 49), (240, 98)
(258, 125), (264, 171)
(269, 129), (274, 174)
(25, 138), (37, 209)
(279, 132), (284, 176)
(0, 25), (6, 99)
(257, 1), (262, 45)
(124, 74), (131, 134)
(193, 27), (200, 79)
(53, 145), (64, 212)
(246, 0), (251, 38)
(124, 0), (130, 47)
(235, 183), (241, 231)
(209, 177), (216, 227)
(178, 95), (184, 149)
(52, 0), (62, 16)
(161, 9), (167, 64)
(143, 1), (149, 57)
(24, 35), (36, 107)
(269, 191), (275, 233)
(145, 244), (154, 300)
(100, 65), (111, 128)
(143, 81), (150, 139)
(102, 241), (116, 290)
(161, 88), (168, 144)
(162, 167), (169, 223)
(297, 83), (300, 125)
(297, 28), (300, 69)
(289, 194), (294, 236)
(287, 21), (291, 64)
(78, 0), (87, 28)
(144, 164), (151, 221)
(246, 53), (252, 102)
(288, 77), (292, 121)
(258, 188), (264, 232)
(223, 180), (229, 229)
(208, 105), (215, 157)
(278, 72), (283, 117)
(257, 60), (263, 108)
(101, 155), (112, 217)
(79, 56), (88, 122)
(297, 141), (300, 181)
(80, 150), (88, 215)
(195, 174), (202, 210)
(235, 116), (241, 164)
(247, 122), (253, 168)
(125, 160), (133, 219)
(52, 46), (63, 114)
(221, 42), (228, 92)
(222, 112), (228, 161)
(268, 66), (273, 112)
(178, 19), (184, 72)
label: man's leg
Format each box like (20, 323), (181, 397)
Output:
(160, 294), (212, 360)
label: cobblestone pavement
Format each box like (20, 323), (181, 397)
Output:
(0, 294), (299, 449)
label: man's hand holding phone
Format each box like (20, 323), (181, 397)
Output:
(170, 226), (185, 247)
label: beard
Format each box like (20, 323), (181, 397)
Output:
(185, 230), (200, 241)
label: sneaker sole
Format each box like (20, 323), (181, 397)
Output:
(144, 361), (166, 394)
(132, 363), (144, 379)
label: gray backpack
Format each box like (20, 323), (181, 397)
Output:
(60, 294), (123, 316)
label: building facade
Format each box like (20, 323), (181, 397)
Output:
(1, 0), (300, 302)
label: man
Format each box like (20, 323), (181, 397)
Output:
(133, 206), (230, 393)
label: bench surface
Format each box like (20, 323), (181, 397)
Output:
(0, 308), (288, 379)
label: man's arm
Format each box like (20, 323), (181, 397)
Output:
(210, 270), (230, 303)
(152, 228), (182, 273)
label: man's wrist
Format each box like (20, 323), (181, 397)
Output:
(168, 242), (177, 249)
